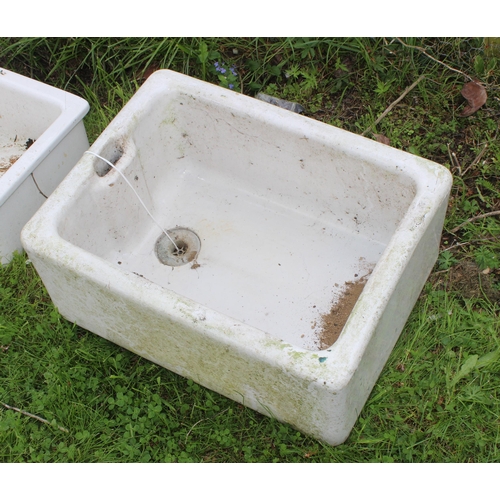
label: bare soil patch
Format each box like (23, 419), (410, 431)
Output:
(431, 259), (500, 302)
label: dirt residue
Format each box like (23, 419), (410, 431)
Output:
(0, 137), (35, 177)
(318, 275), (370, 349)
(0, 155), (20, 171)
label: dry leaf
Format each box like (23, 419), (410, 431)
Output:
(137, 64), (160, 82)
(373, 133), (390, 145)
(460, 80), (487, 117)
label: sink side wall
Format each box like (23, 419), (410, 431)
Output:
(132, 92), (418, 245)
(339, 189), (450, 428)
(60, 89), (418, 255)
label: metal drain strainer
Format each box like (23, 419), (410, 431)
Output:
(155, 227), (201, 267)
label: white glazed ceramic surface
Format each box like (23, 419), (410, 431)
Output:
(0, 68), (89, 263)
(21, 70), (452, 445)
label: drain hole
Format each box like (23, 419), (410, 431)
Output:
(155, 228), (201, 267)
(172, 241), (188, 256)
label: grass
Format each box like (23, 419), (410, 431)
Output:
(1, 37), (499, 463)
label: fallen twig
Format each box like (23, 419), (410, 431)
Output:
(432, 267), (453, 276)
(362, 74), (426, 137)
(0, 401), (69, 433)
(443, 235), (499, 252)
(461, 142), (489, 177)
(395, 38), (474, 82)
(31, 173), (48, 199)
(447, 143), (462, 175)
(450, 210), (500, 233)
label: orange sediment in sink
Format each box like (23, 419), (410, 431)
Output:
(318, 274), (370, 349)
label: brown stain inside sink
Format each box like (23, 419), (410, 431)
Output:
(0, 152), (22, 173)
(0, 138), (36, 174)
(318, 274), (370, 349)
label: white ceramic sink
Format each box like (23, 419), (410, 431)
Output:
(0, 67), (89, 264)
(21, 70), (452, 445)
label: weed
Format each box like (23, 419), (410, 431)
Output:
(213, 61), (240, 91)
(438, 251), (458, 270)
(374, 78), (394, 96)
(474, 247), (499, 270)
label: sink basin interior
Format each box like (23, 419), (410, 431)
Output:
(59, 89), (417, 351)
(0, 82), (61, 176)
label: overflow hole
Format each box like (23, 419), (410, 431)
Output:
(94, 145), (124, 177)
